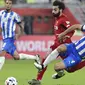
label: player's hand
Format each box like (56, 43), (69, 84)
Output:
(58, 33), (65, 43)
(58, 33), (70, 43)
(63, 35), (70, 42)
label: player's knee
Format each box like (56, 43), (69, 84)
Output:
(57, 44), (67, 53)
(13, 54), (20, 60)
(54, 61), (66, 71)
(57, 46), (63, 53)
(54, 64), (61, 71)
(13, 57), (19, 60)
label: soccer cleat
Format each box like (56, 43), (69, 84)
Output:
(35, 54), (41, 65)
(28, 79), (41, 85)
(34, 62), (43, 71)
(52, 72), (65, 79)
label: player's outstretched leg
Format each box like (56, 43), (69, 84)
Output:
(19, 53), (41, 63)
(52, 60), (85, 79)
(28, 79), (41, 85)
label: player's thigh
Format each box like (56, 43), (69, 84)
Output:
(5, 43), (19, 60)
(63, 53), (81, 69)
(59, 43), (74, 59)
(57, 44), (67, 53)
(2, 41), (16, 56)
(54, 61), (66, 70)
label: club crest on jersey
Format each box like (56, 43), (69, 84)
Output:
(66, 21), (70, 24)
(54, 26), (58, 30)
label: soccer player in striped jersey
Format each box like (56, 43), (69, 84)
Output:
(34, 24), (85, 80)
(0, 0), (40, 70)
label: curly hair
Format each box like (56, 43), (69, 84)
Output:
(53, 0), (65, 10)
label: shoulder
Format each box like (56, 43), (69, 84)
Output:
(0, 10), (5, 14)
(13, 11), (17, 14)
(12, 11), (19, 16)
(60, 15), (70, 25)
(61, 14), (68, 21)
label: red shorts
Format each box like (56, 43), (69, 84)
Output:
(50, 40), (61, 51)
(50, 38), (72, 51)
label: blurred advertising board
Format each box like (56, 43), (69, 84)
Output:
(0, 35), (82, 59)
(0, 8), (79, 35)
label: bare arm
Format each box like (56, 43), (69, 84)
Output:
(0, 25), (2, 33)
(0, 28), (2, 33)
(18, 22), (24, 35)
(61, 24), (82, 36)
(15, 22), (24, 39)
(15, 13), (24, 38)
(58, 24), (82, 42)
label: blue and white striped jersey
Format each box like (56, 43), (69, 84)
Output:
(74, 25), (85, 58)
(0, 10), (21, 39)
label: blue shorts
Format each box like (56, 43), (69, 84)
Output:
(60, 43), (82, 68)
(2, 38), (16, 56)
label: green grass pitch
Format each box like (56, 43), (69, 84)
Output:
(0, 59), (85, 85)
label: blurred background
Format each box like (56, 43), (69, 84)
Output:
(0, 0), (85, 85)
(0, 0), (85, 58)
(0, 0), (85, 35)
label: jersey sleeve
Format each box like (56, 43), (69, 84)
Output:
(81, 25), (85, 32)
(14, 13), (21, 24)
(0, 12), (1, 26)
(0, 10), (4, 24)
(0, 10), (3, 27)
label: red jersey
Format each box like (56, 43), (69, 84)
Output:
(50, 14), (74, 50)
(54, 14), (74, 42)
(54, 14), (74, 38)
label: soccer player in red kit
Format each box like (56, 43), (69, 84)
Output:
(28, 1), (85, 85)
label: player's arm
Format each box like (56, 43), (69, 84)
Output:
(60, 19), (74, 39)
(0, 27), (2, 33)
(60, 24), (74, 39)
(58, 24), (82, 41)
(15, 13), (24, 39)
(18, 22), (24, 35)
(15, 22), (24, 40)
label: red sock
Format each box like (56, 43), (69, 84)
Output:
(37, 66), (47, 80)
(36, 58), (47, 81)
(67, 60), (85, 72)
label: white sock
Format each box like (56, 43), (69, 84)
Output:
(19, 53), (37, 60)
(43, 49), (59, 68)
(0, 57), (5, 70)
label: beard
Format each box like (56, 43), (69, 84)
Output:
(52, 11), (60, 17)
